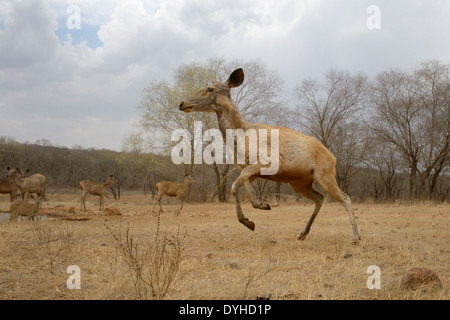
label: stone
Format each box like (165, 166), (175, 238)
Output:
(401, 267), (442, 291)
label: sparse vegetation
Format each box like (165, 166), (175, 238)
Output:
(106, 218), (185, 300)
(32, 221), (79, 273)
(0, 195), (448, 300)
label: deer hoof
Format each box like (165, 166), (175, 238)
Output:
(247, 221), (256, 231)
(258, 203), (271, 210)
(352, 236), (361, 245)
(241, 218), (255, 231)
(298, 233), (307, 241)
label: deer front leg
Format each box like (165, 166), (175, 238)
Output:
(237, 165), (272, 210)
(234, 194), (255, 231)
(152, 198), (157, 212)
(177, 192), (184, 211)
(99, 195), (103, 211)
(231, 164), (269, 231)
(81, 193), (87, 212)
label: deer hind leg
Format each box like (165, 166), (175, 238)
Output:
(152, 195), (158, 212)
(289, 180), (324, 240)
(316, 173), (361, 242)
(152, 194), (164, 213)
(99, 195), (103, 211)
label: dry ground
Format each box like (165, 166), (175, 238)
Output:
(0, 192), (448, 300)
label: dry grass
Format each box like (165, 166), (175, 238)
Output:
(0, 193), (448, 300)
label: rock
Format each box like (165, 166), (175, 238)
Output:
(254, 293), (271, 300)
(103, 206), (122, 216)
(401, 267), (442, 291)
(343, 253), (353, 259)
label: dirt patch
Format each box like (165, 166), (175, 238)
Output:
(0, 193), (448, 300)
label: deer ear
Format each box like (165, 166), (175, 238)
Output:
(226, 68), (244, 88)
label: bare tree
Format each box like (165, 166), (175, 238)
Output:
(137, 57), (286, 202)
(365, 142), (403, 201)
(415, 60), (450, 199)
(369, 61), (449, 200)
(293, 70), (368, 193)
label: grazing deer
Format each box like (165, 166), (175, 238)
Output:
(179, 68), (361, 242)
(152, 174), (194, 213)
(7, 167), (46, 200)
(10, 196), (42, 222)
(80, 175), (116, 212)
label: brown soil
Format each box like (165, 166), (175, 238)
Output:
(0, 193), (448, 300)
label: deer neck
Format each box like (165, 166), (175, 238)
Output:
(12, 176), (24, 188)
(104, 180), (113, 189)
(215, 98), (248, 137)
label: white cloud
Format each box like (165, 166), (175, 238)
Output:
(0, 0), (58, 68)
(0, 113), (136, 150)
(0, 0), (449, 151)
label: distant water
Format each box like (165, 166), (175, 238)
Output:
(0, 212), (10, 222)
(0, 211), (47, 222)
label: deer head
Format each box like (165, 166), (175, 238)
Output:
(179, 68), (244, 114)
(184, 174), (195, 186)
(107, 175), (118, 185)
(6, 167), (20, 180)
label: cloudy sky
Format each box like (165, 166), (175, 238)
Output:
(0, 0), (449, 151)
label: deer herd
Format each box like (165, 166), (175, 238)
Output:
(0, 68), (361, 242)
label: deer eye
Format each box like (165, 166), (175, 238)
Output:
(207, 87), (214, 93)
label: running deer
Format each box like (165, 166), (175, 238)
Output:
(179, 68), (361, 242)
(152, 174), (194, 213)
(80, 175), (116, 212)
(10, 196), (42, 222)
(7, 167), (46, 200)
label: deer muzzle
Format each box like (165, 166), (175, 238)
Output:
(179, 102), (194, 112)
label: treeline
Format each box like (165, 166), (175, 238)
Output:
(0, 135), (448, 203)
(0, 136), (163, 197)
(132, 58), (449, 203)
(0, 136), (242, 201)
(1, 59), (449, 203)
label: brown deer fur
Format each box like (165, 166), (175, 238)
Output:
(7, 167), (46, 200)
(179, 68), (360, 242)
(10, 197), (42, 222)
(0, 177), (20, 202)
(80, 175), (116, 212)
(152, 175), (194, 213)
